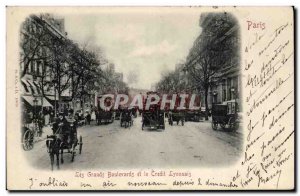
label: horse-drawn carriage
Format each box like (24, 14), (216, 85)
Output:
(95, 94), (115, 125)
(141, 91), (165, 131)
(46, 113), (83, 170)
(211, 101), (239, 131)
(142, 110), (165, 130)
(185, 110), (203, 122)
(130, 106), (138, 118)
(168, 110), (185, 126)
(120, 108), (133, 128)
(114, 109), (121, 120)
(96, 109), (114, 125)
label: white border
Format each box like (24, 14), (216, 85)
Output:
(1, 0), (299, 195)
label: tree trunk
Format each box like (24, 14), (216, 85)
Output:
(204, 86), (209, 121)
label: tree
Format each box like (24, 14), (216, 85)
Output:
(20, 14), (130, 112)
(185, 12), (240, 120)
(20, 15), (52, 78)
(156, 71), (181, 94)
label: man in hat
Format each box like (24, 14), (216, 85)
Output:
(52, 112), (69, 137)
(65, 109), (78, 147)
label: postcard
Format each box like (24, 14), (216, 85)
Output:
(6, 6), (294, 190)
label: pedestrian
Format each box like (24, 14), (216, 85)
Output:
(85, 111), (91, 125)
(44, 107), (50, 125)
(91, 110), (96, 121)
(37, 111), (45, 137)
(49, 107), (54, 124)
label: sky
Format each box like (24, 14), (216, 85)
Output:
(63, 10), (202, 90)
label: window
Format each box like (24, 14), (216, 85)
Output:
(28, 61), (33, 74)
(45, 66), (50, 81)
(36, 61), (41, 76)
(34, 61), (37, 75)
(233, 76), (239, 99)
(222, 79), (226, 102)
(227, 78), (232, 100)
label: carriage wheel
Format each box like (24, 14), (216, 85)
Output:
(211, 122), (218, 130)
(79, 136), (83, 154)
(220, 123), (226, 130)
(22, 130), (34, 151)
(228, 118), (239, 131)
(234, 122), (240, 131)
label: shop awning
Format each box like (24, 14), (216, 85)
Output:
(22, 96), (52, 107)
(21, 79), (41, 96)
(42, 98), (52, 107)
(22, 96), (41, 106)
(46, 96), (57, 101)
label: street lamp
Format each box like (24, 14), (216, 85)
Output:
(213, 91), (218, 104)
(231, 87), (235, 99)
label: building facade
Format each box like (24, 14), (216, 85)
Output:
(20, 14), (71, 117)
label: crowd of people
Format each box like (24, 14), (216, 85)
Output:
(22, 105), (97, 138)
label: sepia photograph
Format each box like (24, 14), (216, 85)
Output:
(6, 6), (294, 190)
(19, 11), (242, 170)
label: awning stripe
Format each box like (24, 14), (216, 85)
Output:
(26, 80), (36, 95)
(33, 81), (41, 94)
(21, 81), (30, 93)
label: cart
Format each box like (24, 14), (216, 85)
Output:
(97, 109), (114, 125)
(120, 108), (133, 128)
(211, 101), (239, 131)
(168, 111), (185, 126)
(46, 120), (83, 170)
(142, 110), (165, 130)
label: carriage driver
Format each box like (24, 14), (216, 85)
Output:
(65, 109), (78, 147)
(52, 111), (73, 147)
(52, 112), (68, 135)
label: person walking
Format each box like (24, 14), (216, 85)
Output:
(37, 111), (45, 137)
(85, 111), (91, 125)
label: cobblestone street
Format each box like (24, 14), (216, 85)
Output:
(26, 116), (243, 170)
